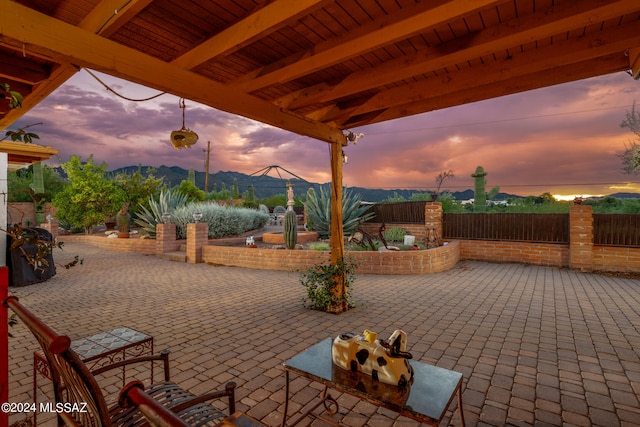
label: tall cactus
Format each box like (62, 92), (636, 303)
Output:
(284, 182), (297, 249)
(284, 209), (297, 249)
(471, 166), (487, 212)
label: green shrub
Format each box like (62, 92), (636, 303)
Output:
(300, 258), (357, 311)
(171, 203), (269, 239)
(383, 226), (406, 242)
(309, 242), (330, 251)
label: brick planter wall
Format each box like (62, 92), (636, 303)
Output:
(203, 241), (460, 275)
(62, 235), (157, 255)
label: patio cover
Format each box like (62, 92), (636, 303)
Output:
(1, 0), (639, 282)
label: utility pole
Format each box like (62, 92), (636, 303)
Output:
(204, 140), (211, 193)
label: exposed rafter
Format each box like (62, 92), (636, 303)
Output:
(0, 1), (345, 145)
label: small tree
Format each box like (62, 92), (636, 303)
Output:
(113, 166), (164, 216)
(434, 169), (454, 197)
(52, 155), (126, 233)
(619, 102), (640, 174)
(175, 180), (205, 202)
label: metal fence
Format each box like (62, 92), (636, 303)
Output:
(366, 203), (640, 246)
(594, 214), (640, 247)
(442, 213), (569, 243)
(366, 201), (426, 223)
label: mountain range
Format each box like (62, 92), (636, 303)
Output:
(99, 165), (637, 202)
(107, 165), (521, 202)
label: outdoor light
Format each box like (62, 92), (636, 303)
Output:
(162, 212), (171, 224)
(46, 214), (52, 224)
(342, 150), (348, 164)
(192, 212), (203, 223)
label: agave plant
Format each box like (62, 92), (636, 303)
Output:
(134, 189), (190, 238)
(305, 186), (374, 239)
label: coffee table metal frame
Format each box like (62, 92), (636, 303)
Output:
(281, 338), (465, 427)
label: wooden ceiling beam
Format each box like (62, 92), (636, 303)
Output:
(231, 0), (502, 93)
(630, 47), (640, 79)
(284, 0), (640, 111)
(81, 0), (154, 36)
(341, 54), (631, 128)
(0, 1), (346, 144)
(0, 0), (148, 130)
(322, 19), (640, 124)
(171, 0), (331, 70)
(0, 52), (50, 84)
(0, 63), (77, 129)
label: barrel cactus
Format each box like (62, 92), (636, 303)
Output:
(284, 209), (297, 249)
(116, 203), (131, 238)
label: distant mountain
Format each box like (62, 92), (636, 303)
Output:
(607, 192), (640, 199)
(55, 165), (638, 202)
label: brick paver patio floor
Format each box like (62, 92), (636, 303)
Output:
(7, 242), (640, 426)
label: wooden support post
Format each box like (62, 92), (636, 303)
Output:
(329, 141), (346, 313)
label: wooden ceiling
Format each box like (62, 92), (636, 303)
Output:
(1, 0), (640, 146)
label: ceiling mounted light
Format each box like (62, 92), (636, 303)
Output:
(170, 98), (199, 150)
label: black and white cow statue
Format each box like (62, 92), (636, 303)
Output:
(332, 329), (414, 388)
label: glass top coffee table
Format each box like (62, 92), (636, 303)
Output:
(282, 338), (465, 427)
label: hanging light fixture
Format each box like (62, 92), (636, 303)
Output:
(170, 98), (199, 150)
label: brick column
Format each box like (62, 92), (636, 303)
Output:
(569, 205), (593, 271)
(156, 223), (177, 255)
(186, 223), (208, 263)
(424, 201), (443, 240)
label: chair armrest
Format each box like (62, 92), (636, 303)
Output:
(92, 350), (171, 381)
(119, 381), (189, 427)
(168, 381), (236, 415)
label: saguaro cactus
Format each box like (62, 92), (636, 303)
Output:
(284, 183), (297, 249)
(471, 166), (487, 212)
(284, 209), (297, 249)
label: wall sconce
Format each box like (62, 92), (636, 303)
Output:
(192, 212), (203, 223)
(162, 212), (171, 224)
(342, 150), (348, 164)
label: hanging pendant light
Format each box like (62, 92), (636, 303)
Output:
(170, 98), (199, 150)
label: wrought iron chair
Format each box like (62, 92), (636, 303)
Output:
(271, 206), (286, 225)
(4, 296), (237, 427)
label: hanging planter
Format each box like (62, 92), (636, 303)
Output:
(170, 98), (199, 150)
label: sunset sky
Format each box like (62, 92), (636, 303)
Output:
(9, 69), (640, 199)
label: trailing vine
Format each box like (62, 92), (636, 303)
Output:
(300, 257), (357, 312)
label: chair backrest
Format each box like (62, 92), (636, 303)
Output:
(4, 296), (113, 427)
(273, 206), (286, 216)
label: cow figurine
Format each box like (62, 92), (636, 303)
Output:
(332, 329), (414, 388)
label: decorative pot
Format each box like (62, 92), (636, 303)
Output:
(170, 129), (199, 150)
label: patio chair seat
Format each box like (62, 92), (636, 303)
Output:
(112, 381), (227, 426)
